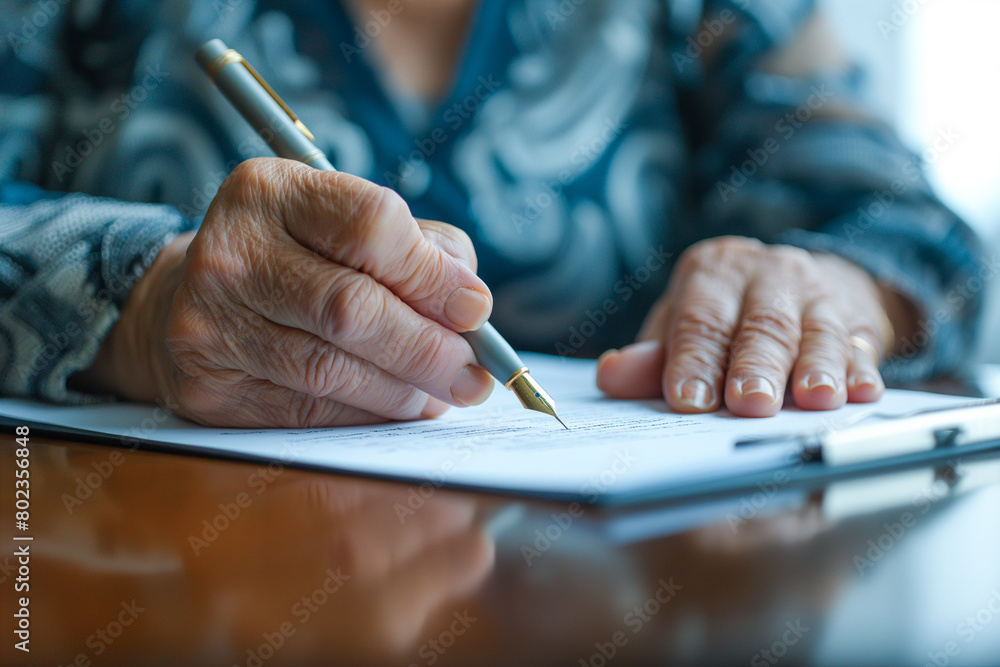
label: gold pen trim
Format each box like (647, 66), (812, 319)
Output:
(298, 149), (327, 165)
(504, 367), (529, 391)
(205, 48), (316, 142)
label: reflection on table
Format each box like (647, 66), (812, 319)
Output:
(2, 433), (1000, 665)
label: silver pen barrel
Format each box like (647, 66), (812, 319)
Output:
(195, 39), (334, 171)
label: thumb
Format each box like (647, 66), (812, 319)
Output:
(417, 219), (479, 273)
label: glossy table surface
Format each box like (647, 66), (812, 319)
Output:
(4, 382), (1000, 665)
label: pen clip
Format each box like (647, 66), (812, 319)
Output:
(206, 48), (316, 142)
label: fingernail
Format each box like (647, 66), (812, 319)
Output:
(852, 373), (881, 391)
(450, 365), (494, 406)
(677, 378), (714, 411)
(803, 372), (837, 392)
(739, 377), (777, 401)
(445, 287), (491, 330)
(421, 396), (450, 419)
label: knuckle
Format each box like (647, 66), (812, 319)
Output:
(370, 332), (407, 370)
(396, 326), (453, 386)
(291, 396), (338, 428)
(444, 223), (474, 256)
(302, 346), (369, 399)
(676, 243), (709, 274)
(801, 300), (843, 331)
(397, 244), (449, 298)
(322, 273), (383, 342)
(298, 341), (343, 397)
(436, 223), (477, 269)
(800, 301), (884, 365)
(184, 238), (247, 296)
(668, 347), (727, 381)
(770, 246), (824, 291)
(771, 244), (813, 269)
(801, 312), (845, 340)
(798, 342), (845, 369)
(228, 158), (260, 184)
(678, 236), (760, 273)
(222, 160), (256, 194)
(328, 182), (412, 268)
(672, 301), (735, 349)
(349, 184), (408, 246)
(799, 329), (848, 367)
(224, 308), (266, 352)
(223, 158), (274, 200)
(419, 220), (479, 273)
(736, 308), (801, 359)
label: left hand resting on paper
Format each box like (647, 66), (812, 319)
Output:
(596, 237), (918, 417)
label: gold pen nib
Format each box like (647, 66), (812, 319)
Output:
(506, 369), (568, 429)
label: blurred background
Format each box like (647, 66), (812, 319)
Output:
(821, 0), (1000, 363)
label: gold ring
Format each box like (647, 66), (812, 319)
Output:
(850, 335), (880, 365)
(877, 307), (895, 357)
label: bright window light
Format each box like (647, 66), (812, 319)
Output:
(898, 0), (1000, 238)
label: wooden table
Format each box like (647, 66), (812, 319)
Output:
(4, 422), (1000, 665)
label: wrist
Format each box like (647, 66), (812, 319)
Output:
(71, 232), (193, 401)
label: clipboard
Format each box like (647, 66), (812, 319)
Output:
(631, 398), (1000, 508)
(0, 392), (1000, 509)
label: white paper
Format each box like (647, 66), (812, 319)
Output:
(0, 354), (974, 502)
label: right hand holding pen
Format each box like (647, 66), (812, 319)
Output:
(79, 158), (495, 427)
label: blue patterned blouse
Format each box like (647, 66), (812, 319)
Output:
(0, 0), (984, 402)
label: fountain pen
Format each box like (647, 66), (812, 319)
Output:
(195, 39), (566, 428)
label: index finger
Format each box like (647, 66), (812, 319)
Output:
(274, 162), (493, 332)
(662, 269), (745, 413)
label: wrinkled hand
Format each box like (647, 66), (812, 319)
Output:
(597, 237), (902, 417)
(80, 158), (496, 427)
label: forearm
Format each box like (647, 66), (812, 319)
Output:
(0, 186), (196, 402)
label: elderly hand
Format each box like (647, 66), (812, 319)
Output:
(597, 237), (909, 417)
(77, 158), (496, 427)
